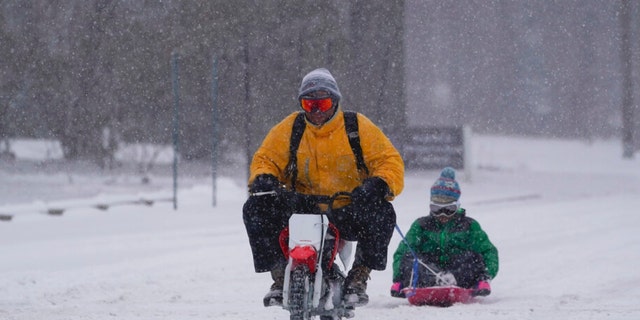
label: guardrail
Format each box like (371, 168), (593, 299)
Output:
(0, 197), (173, 222)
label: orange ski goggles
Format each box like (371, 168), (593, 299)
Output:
(300, 97), (333, 113)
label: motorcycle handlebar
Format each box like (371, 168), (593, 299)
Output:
(295, 191), (351, 203)
(249, 190), (352, 213)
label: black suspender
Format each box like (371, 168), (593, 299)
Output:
(284, 112), (307, 191)
(285, 111), (369, 191)
(343, 111), (370, 176)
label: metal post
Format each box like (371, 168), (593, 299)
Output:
(620, 0), (634, 159)
(243, 42), (252, 182)
(211, 56), (219, 207)
(171, 52), (180, 209)
(463, 126), (473, 183)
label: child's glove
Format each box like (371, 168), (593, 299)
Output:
(390, 282), (405, 298)
(472, 280), (491, 296)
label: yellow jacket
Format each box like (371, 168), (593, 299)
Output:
(249, 109), (404, 200)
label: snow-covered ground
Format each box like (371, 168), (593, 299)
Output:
(1, 134), (639, 320)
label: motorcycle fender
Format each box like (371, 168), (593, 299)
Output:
(290, 245), (318, 273)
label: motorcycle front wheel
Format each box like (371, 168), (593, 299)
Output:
(289, 265), (311, 320)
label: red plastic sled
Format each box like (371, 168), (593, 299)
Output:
(402, 286), (474, 307)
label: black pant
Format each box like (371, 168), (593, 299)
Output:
(243, 194), (396, 273)
(396, 251), (488, 288)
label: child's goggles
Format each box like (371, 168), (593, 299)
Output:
(429, 201), (459, 217)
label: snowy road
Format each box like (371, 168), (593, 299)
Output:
(1, 135), (639, 319)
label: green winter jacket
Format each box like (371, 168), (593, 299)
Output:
(392, 208), (499, 281)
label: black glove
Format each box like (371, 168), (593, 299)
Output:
(249, 174), (284, 194)
(249, 174), (299, 210)
(351, 177), (389, 206)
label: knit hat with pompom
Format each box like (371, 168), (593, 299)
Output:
(430, 167), (461, 204)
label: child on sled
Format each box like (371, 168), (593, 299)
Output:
(390, 167), (498, 298)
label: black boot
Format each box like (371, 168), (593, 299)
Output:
(343, 265), (371, 306)
(263, 267), (285, 307)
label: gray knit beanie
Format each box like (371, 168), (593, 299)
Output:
(298, 68), (342, 101)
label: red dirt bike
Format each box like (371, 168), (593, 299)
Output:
(275, 191), (356, 320)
